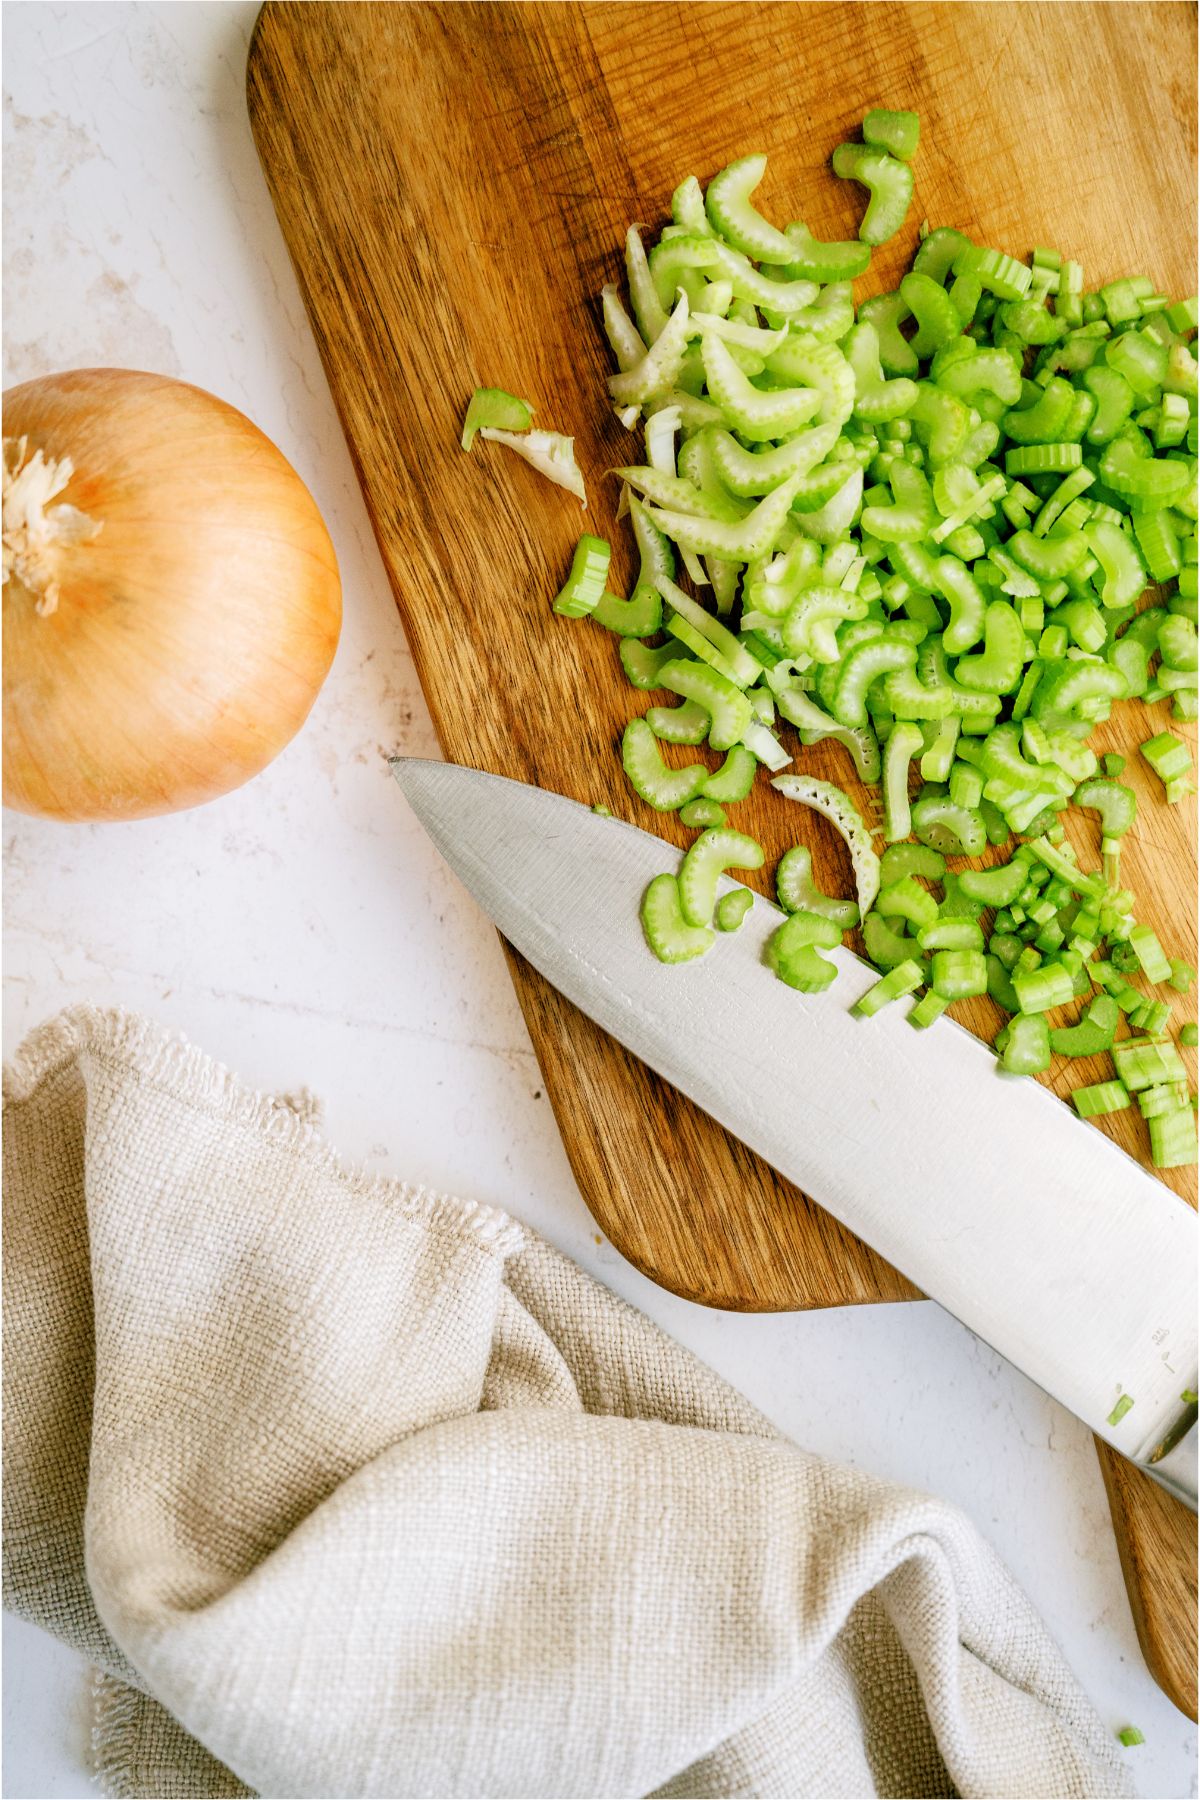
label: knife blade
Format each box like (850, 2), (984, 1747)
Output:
(392, 758), (1198, 1507)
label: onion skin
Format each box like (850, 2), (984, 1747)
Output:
(3, 368), (341, 820)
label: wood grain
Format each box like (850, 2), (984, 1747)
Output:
(246, 0), (1196, 1713)
(1101, 1447), (1199, 1720)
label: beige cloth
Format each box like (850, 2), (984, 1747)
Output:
(4, 1006), (1132, 1800)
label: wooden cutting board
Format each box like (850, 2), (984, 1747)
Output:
(247, 0), (1197, 1716)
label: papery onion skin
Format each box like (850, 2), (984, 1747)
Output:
(3, 368), (341, 821)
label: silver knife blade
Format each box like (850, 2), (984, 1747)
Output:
(393, 758), (1197, 1505)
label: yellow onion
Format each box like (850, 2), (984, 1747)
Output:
(3, 368), (341, 820)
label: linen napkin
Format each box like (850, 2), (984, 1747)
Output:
(4, 1006), (1132, 1800)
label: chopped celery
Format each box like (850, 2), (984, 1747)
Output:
(678, 829), (764, 927)
(641, 873), (713, 963)
(521, 127), (1200, 1174)
(461, 385), (533, 450)
(479, 426), (586, 504)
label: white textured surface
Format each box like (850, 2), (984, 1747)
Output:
(2, 6), (1195, 1797)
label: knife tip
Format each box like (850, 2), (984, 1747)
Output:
(388, 755), (434, 801)
(389, 757), (482, 814)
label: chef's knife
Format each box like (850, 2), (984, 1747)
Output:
(392, 758), (1198, 1508)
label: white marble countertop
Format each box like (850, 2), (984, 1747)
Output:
(2, 6), (1196, 1797)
